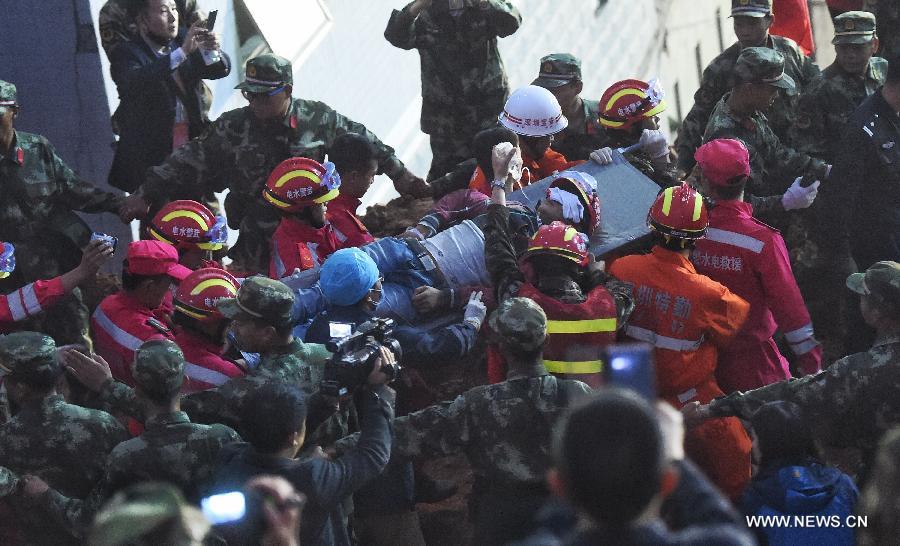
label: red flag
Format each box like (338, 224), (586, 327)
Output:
(771, 0), (815, 56)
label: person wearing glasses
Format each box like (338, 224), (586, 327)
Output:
(120, 53), (429, 275)
(107, 0), (230, 195)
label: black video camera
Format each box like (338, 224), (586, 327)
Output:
(320, 318), (402, 397)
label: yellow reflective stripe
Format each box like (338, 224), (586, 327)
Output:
(543, 359), (603, 374)
(274, 169), (321, 188)
(314, 188), (340, 204)
(263, 190), (292, 209)
(546, 318), (617, 334)
(160, 210), (209, 230)
(661, 186), (673, 215)
(604, 88), (644, 112)
(191, 278), (237, 296)
(692, 193), (703, 221)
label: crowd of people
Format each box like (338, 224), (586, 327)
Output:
(2, 0), (900, 544)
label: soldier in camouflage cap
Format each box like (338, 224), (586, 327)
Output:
(0, 331), (59, 380)
(674, 0), (819, 174)
(235, 53), (292, 93)
(0, 77), (124, 345)
(532, 54), (608, 161)
(846, 261), (900, 307)
(217, 275), (295, 330)
(732, 47), (797, 94)
(131, 339), (185, 400)
(488, 297), (548, 352)
(121, 50), (427, 273)
(385, 0), (522, 181)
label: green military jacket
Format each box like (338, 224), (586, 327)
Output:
(702, 93), (828, 216)
(0, 395), (128, 544)
(384, 0), (521, 134)
(0, 131), (122, 280)
(675, 35), (820, 173)
(551, 98), (609, 161)
(138, 99), (406, 271)
(710, 336), (900, 455)
(791, 57), (887, 162)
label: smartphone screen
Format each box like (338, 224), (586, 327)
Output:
(201, 491), (245, 525)
(603, 343), (656, 400)
(206, 10), (218, 30)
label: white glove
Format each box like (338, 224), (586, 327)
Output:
(590, 147), (614, 165)
(463, 291), (487, 330)
(781, 177), (820, 211)
(491, 142), (521, 187)
(639, 129), (669, 159)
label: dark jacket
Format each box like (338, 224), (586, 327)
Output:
(209, 384), (393, 546)
(820, 89), (900, 269)
(108, 34), (230, 192)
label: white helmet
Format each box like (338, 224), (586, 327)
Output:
(499, 85), (569, 137)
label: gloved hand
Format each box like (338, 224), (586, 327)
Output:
(590, 147), (614, 165)
(781, 177), (820, 211)
(491, 142), (521, 190)
(794, 344), (823, 376)
(463, 291), (487, 330)
(639, 129), (669, 159)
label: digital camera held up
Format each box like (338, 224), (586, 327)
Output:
(320, 318), (402, 397)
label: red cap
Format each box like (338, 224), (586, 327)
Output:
(694, 138), (750, 186)
(126, 240), (191, 281)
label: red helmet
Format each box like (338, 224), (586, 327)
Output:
(148, 200), (227, 251)
(648, 183), (708, 242)
(547, 171), (601, 237)
(599, 78), (667, 131)
(173, 267), (240, 322)
(262, 157), (341, 213)
(523, 221), (590, 267)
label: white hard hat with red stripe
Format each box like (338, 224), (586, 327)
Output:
(499, 85), (569, 137)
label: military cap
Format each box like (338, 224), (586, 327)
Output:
(0, 466), (19, 498)
(832, 11), (877, 45)
(488, 297), (548, 351)
(235, 54), (293, 93)
(532, 53), (583, 88)
(0, 80), (17, 107)
(131, 339), (184, 398)
(733, 47), (796, 95)
(846, 261), (900, 305)
(730, 0), (772, 18)
(88, 482), (209, 546)
(217, 275), (296, 327)
(0, 331), (60, 379)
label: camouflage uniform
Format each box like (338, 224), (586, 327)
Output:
(791, 12), (886, 163)
(531, 54), (609, 161)
(136, 55), (410, 273)
(0, 80), (123, 345)
(675, 0), (820, 173)
(98, 0), (203, 58)
(384, 0), (521, 180)
(0, 332), (128, 544)
(38, 340), (241, 536)
(708, 261), (900, 474)
(702, 48), (829, 221)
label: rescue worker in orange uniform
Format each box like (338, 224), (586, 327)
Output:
(692, 138), (822, 393)
(91, 240), (191, 386)
(484, 149), (631, 388)
(469, 85), (582, 194)
(148, 199), (229, 270)
(172, 267), (246, 393)
(0, 239), (113, 333)
(608, 183), (753, 500)
(264, 157), (343, 279)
